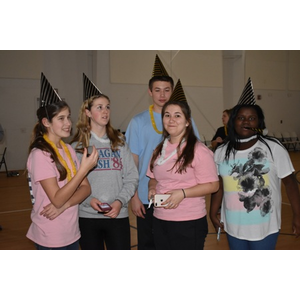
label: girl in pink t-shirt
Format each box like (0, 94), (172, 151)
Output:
(147, 83), (219, 250)
(26, 76), (98, 249)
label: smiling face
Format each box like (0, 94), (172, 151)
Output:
(234, 107), (259, 139)
(86, 96), (110, 130)
(163, 104), (189, 143)
(43, 107), (72, 145)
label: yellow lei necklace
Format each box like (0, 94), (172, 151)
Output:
(43, 134), (77, 181)
(224, 125), (228, 136)
(149, 105), (162, 134)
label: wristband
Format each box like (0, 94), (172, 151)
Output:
(182, 189), (186, 198)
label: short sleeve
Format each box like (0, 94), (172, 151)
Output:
(28, 149), (58, 184)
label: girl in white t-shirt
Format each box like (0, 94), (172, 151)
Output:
(210, 104), (300, 250)
(26, 87), (98, 249)
(147, 95), (219, 250)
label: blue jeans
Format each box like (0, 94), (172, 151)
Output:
(35, 240), (79, 250)
(227, 232), (279, 250)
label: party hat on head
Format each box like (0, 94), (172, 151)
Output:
(168, 79), (187, 103)
(83, 73), (102, 101)
(237, 77), (256, 105)
(152, 55), (169, 77)
(40, 73), (62, 108)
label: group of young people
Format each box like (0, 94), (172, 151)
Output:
(26, 57), (300, 250)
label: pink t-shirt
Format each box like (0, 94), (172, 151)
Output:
(147, 141), (218, 221)
(26, 145), (81, 248)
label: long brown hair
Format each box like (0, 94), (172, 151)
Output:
(71, 94), (124, 151)
(28, 101), (70, 181)
(150, 100), (197, 174)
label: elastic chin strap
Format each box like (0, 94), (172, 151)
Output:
(238, 135), (258, 143)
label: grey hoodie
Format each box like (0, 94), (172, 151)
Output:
(72, 132), (139, 219)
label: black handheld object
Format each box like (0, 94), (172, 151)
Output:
(87, 146), (93, 157)
(76, 146), (94, 157)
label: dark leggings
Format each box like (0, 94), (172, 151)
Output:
(79, 217), (131, 250)
(136, 205), (156, 250)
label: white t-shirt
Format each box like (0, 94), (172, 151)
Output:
(214, 139), (294, 241)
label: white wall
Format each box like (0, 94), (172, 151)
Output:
(1, 50), (300, 171)
(97, 50), (224, 141)
(0, 50), (92, 170)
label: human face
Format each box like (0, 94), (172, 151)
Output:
(148, 81), (173, 111)
(234, 107), (259, 138)
(163, 104), (188, 143)
(86, 96), (110, 129)
(222, 112), (229, 125)
(46, 107), (72, 143)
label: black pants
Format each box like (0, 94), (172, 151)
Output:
(153, 216), (208, 250)
(79, 217), (131, 250)
(136, 205), (156, 250)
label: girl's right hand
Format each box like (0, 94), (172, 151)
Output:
(148, 188), (156, 203)
(80, 146), (98, 173)
(210, 215), (223, 233)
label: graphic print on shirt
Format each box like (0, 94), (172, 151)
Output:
(229, 147), (272, 217)
(96, 147), (123, 171)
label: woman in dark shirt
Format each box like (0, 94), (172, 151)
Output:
(211, 109), (232, 151)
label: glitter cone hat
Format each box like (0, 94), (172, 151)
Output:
(40, 73), (62, 108)
(237, 77), (256, 105)
(168, 79), (187, 103)
(83, 73), (102, 101)
(152, 54), (169, 77)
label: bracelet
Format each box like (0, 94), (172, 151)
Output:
(182, 189), (186, 198)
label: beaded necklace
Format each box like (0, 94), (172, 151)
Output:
(43, 134), (77, 181)
(156, 138), (185, 165)
(224, 125), (227, 136)
(149, 105), (162, 134)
